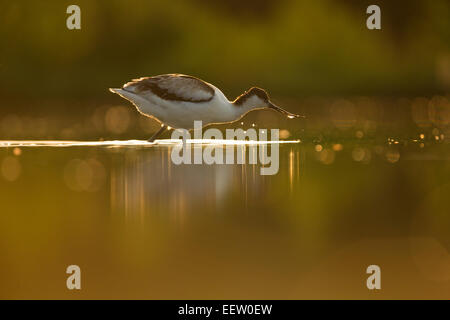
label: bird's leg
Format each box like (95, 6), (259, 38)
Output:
(148, 125), (167, 142)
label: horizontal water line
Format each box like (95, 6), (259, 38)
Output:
(0, 139), (301, 148)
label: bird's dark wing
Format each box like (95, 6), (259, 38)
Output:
(123, 74), (215, 102)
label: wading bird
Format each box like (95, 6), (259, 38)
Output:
(110, 74), (301, 142)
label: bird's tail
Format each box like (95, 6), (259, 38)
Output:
(109, 87), (142, 106)
(109, 88), (121, 94)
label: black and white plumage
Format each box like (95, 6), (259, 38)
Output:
(109, 74), (299, 141)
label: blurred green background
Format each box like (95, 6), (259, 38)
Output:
(1, 0), (449, 104)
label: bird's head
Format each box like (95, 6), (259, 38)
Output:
(233, 87), (300, 119)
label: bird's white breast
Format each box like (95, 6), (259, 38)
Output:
(137, 86), (236, 129)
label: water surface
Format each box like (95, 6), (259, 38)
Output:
(1, 136), (449, 299)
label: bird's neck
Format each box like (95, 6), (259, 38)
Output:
(230, 100), (258, 121)
(216, 88), (257, 123)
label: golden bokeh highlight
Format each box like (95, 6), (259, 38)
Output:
(352, 147), (371, 163)
(13, 148), (22, 156)
(279, 129), (291, 139)
(385, 150), (400, 163)
(316, 148), (335, 165)
(105, 106), (131, 134)
(1, 156), (22, 182)
(64, 158), (106, 192)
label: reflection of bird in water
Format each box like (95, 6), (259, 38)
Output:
(110, 74), (301, 142)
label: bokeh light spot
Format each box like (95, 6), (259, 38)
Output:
(105, 106), (131, 134)
(1, 156), (22, 182)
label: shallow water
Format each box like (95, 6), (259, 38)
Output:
(0, 135), (449, 299)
